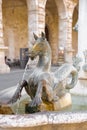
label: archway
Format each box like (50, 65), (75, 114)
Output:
(2, 0), (28, 60)
(45, 0), (59, 64)
(72, 5), (78, 56)
(45, 25), (49, 42)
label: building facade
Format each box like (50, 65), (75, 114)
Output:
(0, 0), (85, 73)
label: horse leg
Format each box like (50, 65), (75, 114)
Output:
(42, 80), (54, 102)
(29, 81), (43, 107)
(29, 79), (54, 107)
(8, 80), (28, 104)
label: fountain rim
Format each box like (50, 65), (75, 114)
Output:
(0, 81), (87, 128)
(0, 111), (87, 128)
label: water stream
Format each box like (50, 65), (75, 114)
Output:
(13, 61), (30, 114)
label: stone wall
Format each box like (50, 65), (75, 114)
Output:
(2, 0), (28, 59)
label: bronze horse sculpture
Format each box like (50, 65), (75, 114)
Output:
(1, 32), (78, 112)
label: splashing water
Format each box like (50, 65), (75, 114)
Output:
(10, 60), (30, 114)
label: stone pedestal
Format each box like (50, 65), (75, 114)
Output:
(0, 46), (10, 73)
(0, 105), (13, 114)
(53, 93), (72, 111)
(38, 93), (72, 112)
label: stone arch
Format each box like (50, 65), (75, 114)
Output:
(2, 0), (28, 60)
(44, 0), (48, 7)
(45, 0), (66, 17)
(45, 0), (59, 64)
(45, 0), (67, 64)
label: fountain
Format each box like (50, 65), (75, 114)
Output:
(1, 33), (87, 130)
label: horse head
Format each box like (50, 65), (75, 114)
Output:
(29, 32), (51, 60)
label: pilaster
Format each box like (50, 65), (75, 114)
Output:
(26, 0), (45, 67)
(0, 0), (10, 73)
(61, 0), (77, 63)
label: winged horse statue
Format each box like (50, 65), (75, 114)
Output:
(0, 32), (78, 112)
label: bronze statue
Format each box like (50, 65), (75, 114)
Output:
(3, 32), (78, 112)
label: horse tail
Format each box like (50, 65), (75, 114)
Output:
(54, 63), (78, 89)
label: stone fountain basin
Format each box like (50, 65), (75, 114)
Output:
(1, 78), (87, 130)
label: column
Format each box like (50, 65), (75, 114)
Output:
(78, 0), (87, 64)
(58, 16), (67, 64)
(27, 0), (45, 48)
(26, 0), (45, 67)
(38, 3), (45, 34)
(58, 15), (74, 63)
(0, 0), (10, 73)
(65, 16), (74, 63)
(26, 0), (39, 67)
(58, 15), (67, 48)
(65, 1), (77, 63)
(27, 8), (38, 48)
